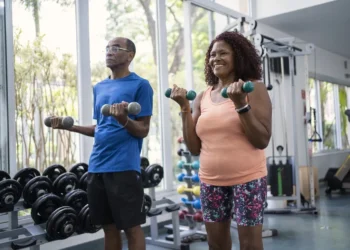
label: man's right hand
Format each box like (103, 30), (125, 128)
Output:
(44, 116), (74, 130)
(49, 116), (65, 129)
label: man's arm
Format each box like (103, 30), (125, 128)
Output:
(67, 125), (96, 137)
(118, 116), (150, 138)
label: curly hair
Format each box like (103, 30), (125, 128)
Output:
(204, 31), (262, 86)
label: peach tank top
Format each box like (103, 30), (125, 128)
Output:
(195, 86), (267, 186)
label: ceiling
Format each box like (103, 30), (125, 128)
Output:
(258, 0), (350, 59)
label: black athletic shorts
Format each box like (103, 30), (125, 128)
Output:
(86, 170), (146, 230)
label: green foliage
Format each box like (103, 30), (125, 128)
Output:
(14, 28), (78, 171)
(339, 86), (349, 148)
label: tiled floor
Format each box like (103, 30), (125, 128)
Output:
(127, 187), (350, 250)
(59, 185), (350, 250)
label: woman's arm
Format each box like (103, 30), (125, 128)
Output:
(180, 92), (203, 156)
(227, 80), (272, 149)
(234, 81), (272, 149)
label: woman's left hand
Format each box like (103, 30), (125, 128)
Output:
(226, 79), (248, 108)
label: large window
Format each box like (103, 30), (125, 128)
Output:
(308, 78), (350, 153)
(13, 1), (78, 172)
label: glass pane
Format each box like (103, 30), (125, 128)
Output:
(339, 85), (349, 149)
(319, 81), (336, 150)
(0, 0), (8, 172)
(214, 12), (230, 35)
(89, 0), (162, 189)
(308, 78), (322, 153)
(13, 1), (78, 172)
(166, 0), (186, 186)
(215, 0), (250, 15)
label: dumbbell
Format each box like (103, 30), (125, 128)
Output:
(178, 210), (188, 220)
(44, 116), (74, 129)
(165, 88), (197, 101)
(101, 102), (141, 116)
(177, 160), (200, 170)
(221, 81), (254, 98)
(177, 185), (200, 196)
(193, 211), (203, 222)
(177, 173), (200, 183)
(181, 197), (201, 209)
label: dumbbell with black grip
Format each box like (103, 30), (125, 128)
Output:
(165, 88), (197, 100)
(101, 102), (141, 116)
(221, 81), (254, 98)
(44, 116), (74, 129)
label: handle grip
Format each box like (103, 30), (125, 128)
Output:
(165, 88), (197, 101)
(221, 81), (254, 98)
(101, 102), (141, 116)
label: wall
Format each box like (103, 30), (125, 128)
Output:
(257, 22), (350, 179)
(308, 47), (350, 87)
(253, 0), (336, 19)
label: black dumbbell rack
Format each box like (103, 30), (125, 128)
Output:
(0, 165), (99, 249)
(165, 140), (207, 244)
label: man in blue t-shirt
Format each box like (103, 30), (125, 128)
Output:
(50, 37), (153, 250)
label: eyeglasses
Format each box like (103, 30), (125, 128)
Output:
(106, 46), (130, 54)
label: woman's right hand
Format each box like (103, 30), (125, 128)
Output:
(170, 84), (191, 111)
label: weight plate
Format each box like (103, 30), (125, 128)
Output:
(31, 193), (62, 224)
(76, 204), (89, 234)
(0, 180), (23, 211)
(145, 164), (164, 187)
(22, 176), (52, 207)
(43, 164), (66, 182)
(141, 168), (147, 187)
(13, 168), (40, 187)
(46, 206), (78, 241)
(140, 157), (150, 169)
(69, 163), (88, 181)
(63, 189), (88, 213)
(53, 173), (78, 197)
(76, 204), (101, 234)
(143, 194), (152, 213)
(0, 170), (11, 181)
(79, 172), (88, 192)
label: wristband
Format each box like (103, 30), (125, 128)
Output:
(122, 118), (129, 128)
(236, 104), (251, 114)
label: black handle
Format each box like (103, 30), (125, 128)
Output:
(11, 238), (37, 249)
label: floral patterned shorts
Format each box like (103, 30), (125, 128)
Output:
(200, 177), (267, 226)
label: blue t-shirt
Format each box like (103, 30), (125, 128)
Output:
(88, 72), (153, 173)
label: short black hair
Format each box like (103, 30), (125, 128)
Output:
(126, 39), (136, 54)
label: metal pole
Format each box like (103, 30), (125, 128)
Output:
(289, 55), (302, 209)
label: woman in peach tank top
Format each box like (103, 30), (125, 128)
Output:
(169, 31), (272, 250)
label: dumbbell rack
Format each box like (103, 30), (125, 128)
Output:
(0, 200), (49, 250)
(0, 164), (97, 249)
(144, 186), (185, 250)
(165, 141), (207, 244)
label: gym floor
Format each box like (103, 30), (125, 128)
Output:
(56, 184), (350, 250)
